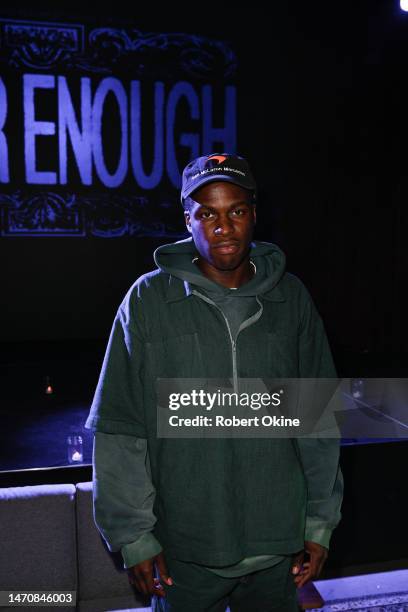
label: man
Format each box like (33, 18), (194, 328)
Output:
(85, 153), (343, 611)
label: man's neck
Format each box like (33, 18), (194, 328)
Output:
(193, 257), (256, 289)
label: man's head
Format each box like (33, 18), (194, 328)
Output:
(181, 153), (257, 272)
(181, 153), (257, 208)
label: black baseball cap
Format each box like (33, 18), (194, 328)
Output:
(181, 153), (257, 204)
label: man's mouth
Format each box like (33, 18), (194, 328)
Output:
(213, 241), (240, 254)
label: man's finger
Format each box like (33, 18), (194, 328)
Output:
(296, 541), (329, 586)
(129, 562), (164, 597)
(139, 563), (158, 595)
(291, 550), (304, 575)
(294, 548), (328, 587)
(293, 562), (314, 588)
(131, 568), (149, 596)
(134, 571), (165, 597)
(135, 567), (149, 595)
(155, 551), (173, 586)
(296, 561), (310, 575)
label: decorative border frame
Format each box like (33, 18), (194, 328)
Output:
(0, 18), (237, 78)
(0, 192), (187, 238)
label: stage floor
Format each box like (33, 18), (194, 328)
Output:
(0, 398), (405, 472)
(0, 399), (93, 471)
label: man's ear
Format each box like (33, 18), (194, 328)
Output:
(252, 204), (257, 225)
(184, 210), (192, 233)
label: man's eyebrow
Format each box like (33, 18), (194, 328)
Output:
(196, 200), (252, 211)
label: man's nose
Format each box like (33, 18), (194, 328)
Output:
(214, 217), (234, 236)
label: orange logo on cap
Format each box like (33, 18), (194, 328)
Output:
(207, 155), (227, 164)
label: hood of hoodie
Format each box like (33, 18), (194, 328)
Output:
(153, 237), (286, 297)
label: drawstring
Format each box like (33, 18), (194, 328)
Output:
(192, 256), (257, 276)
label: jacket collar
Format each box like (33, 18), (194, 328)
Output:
(258, 286), (286, 302)
(164, 274), (286, 303)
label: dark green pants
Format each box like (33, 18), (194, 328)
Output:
(152, 555), (299, 612)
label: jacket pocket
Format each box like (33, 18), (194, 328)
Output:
(145, 332), (204, 378)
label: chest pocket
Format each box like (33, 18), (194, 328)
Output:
(145, 332), (204, 378)
(267, 330), (299, 377)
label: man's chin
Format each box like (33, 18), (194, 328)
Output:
(211, 254), (244, 271)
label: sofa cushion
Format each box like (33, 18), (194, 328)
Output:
(0, 483), (77, 600)
(75, 481), (149, 609)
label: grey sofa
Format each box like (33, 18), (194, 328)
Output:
(0, 481), (319, 611)
(0, 481), (151, 612)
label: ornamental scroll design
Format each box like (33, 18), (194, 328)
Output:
(0, 192), (187, 238)
(0, 19), (237, 79)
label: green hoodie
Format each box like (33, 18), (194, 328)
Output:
(85, 237), (343, 572)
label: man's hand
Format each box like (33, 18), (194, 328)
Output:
(127, 551), (173, 597)
(291, 541), (328, 588)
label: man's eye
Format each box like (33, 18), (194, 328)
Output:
(232, 208), (245, 216)
(200, 211), (213, 219)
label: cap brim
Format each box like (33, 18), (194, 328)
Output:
(181, 175), (255, 203)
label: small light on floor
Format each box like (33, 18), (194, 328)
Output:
(45, 375), (53, 395)
(71, 450), (83, 462)
(67, 434), (83, 464)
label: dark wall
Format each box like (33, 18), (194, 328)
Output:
(1, 2), (407, 375)
(283, 1), (408, 367)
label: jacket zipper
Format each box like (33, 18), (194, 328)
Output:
(218, 309), (238, 394)
(191, 290), (263, 395)
(212, 298), (264, 394)
(190, 290), (239, 393)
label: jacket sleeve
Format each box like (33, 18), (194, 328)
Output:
(92, 431), (163, 568)
(85, 285), (162, 567)
(294, 282), (344, 550)
(295, 437), (344, 549)
(84, 286), (147, 437)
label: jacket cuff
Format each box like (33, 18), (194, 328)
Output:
(121, 532), (163, 569)
(305, 518), (333, 549)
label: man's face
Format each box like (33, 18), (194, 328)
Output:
(184, 181), (256, 271)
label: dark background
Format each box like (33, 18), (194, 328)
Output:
(1, 1), (407, 575)
(0, 0), (407, 375)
